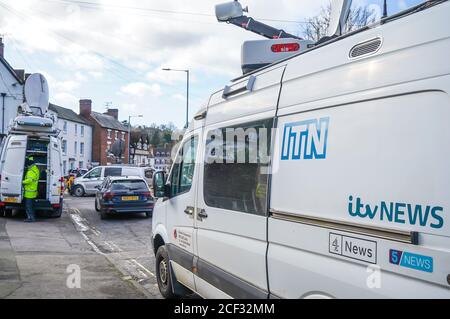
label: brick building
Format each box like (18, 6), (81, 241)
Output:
(79, 99), (129, 166)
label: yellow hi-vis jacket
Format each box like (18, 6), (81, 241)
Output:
(22, 164), (40, 199)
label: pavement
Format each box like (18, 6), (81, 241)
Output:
(0, 195), (161, 299)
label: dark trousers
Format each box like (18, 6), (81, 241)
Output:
(25, 198), (35, 221)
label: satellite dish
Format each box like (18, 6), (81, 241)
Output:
(215, 1), (245, 21)
(328, 0), (352, 37)
(24, 73), (49, 115)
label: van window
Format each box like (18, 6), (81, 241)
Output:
(204, 119), (272, 216)
(86, 167), (101, 179)
(104, 167), (122, 177)
(170, 136), (198, 197)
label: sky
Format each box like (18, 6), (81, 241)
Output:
(0, 0), (424, 128)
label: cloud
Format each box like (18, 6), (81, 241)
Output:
(120, 82), (162, 97)
(53, 92), (78, 109)
(1, 0), (328, 127)
(53, 80), (80, 92)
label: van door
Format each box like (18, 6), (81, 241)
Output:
(0, 135), (27, 204)
(49, 137), (62, 204)
(164, 131), (200, 292)
(194, 118), (273, 299)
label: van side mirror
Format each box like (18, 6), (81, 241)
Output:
(153, 171), (168, 198)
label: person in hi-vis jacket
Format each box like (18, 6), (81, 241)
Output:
(23, 156), (40, 223)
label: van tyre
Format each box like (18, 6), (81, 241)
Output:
(145, 211), (152, 219)
(73, 186), (85, 197)
(4, 209), (12, 218)
(51, 207), (63, 218)
(155, 245), (176, 299)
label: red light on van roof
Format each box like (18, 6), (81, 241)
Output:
(271, 43), (300, 53)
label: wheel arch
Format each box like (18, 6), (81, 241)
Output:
(152, 225), (169, 255)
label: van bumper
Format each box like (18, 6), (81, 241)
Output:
(3, 199), (59, 211)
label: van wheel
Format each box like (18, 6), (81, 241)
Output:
(51, 207), (63, 218)
(155, 245), (176, 299)
(73, 186), (85, 197)
(145, 211), (152, 219)
(4, 209), (12, 218)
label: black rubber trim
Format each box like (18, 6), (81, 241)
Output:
(196, 258), (268, 299)
(168, 244), (269, 299)
(166, 243), (194, 271)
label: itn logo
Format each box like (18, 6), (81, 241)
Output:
(281, 117), (330, 160)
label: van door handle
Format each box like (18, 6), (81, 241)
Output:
(197, 209), (208, 220)
(184, 206), (194, 216)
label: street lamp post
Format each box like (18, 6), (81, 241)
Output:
(162, 68), (190, 129)
(128, 115), (143, 164)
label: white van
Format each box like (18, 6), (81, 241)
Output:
(151, 1), (450, 299)
(72, 165), (154, 197)
(0, 134), (64, 218)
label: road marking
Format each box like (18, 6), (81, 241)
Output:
(109, 242), (123, 252)
(130, 259), (155, 278)
(67, 207), (157, 298)
(70, 213), (89, 232)
(80, 232), (105, 256)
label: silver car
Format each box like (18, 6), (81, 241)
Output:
(72, 166), (154, 197)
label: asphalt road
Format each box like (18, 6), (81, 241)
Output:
(0, 195), (161, 299)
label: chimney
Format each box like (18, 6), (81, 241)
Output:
(105, 108), (119, 120)
(0, 38), (4, 58)
(79, 99), (92, 118)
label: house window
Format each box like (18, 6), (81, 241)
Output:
(74, 141), (78, 154)
(81, 126), (84, 137)
(108, 130), (112, 139)
(62, 140), (67, 155)
(79, 161), (84, 169)
(63, 121), (67, 133)
(115, 131), (118, 140)
(80, 142), (85, 156)
(75, 124), (78, 136)
(63, 161), (67, 175)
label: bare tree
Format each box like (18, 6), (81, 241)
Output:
(303, 1), (377, 42)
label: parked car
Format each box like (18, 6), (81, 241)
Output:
(69, 169), (88, 178)
(72, 165), (154, 197)
(95, 176), (154, 220)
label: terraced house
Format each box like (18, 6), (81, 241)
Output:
(48, 104), (93, 175)
(79, 99), (129, 166)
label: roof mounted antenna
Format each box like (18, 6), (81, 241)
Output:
(215, 0), (302, 40)
(382, 0), (388, 19)
(327, 0), (353, 38)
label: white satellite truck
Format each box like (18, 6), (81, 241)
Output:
(0, 73), (64, 218)
(151, 0), (450, 298)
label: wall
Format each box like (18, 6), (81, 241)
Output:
(91, 124), (129, 166)
(0, 63), (24, 136)
(47, 113), (93, 175)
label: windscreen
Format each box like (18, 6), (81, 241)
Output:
(111, 180), (148, 192)
(304, 0), (432, 41)
(345, 0), (430, 32)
